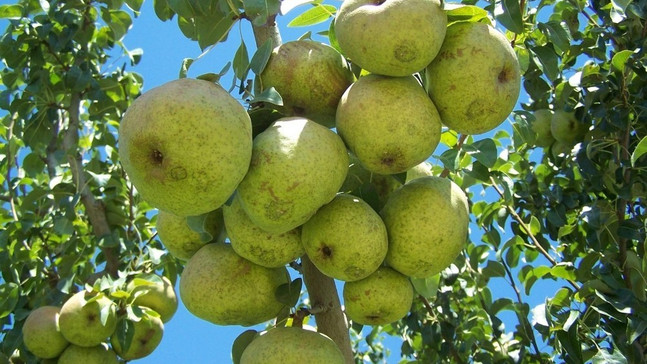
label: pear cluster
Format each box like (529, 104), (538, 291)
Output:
(529, 108), (588, 156)
(114, 0), (522, 359)
(21, 274), (178, 363)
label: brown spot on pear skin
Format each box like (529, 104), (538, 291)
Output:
(151, 149), (164, 165)
(170, 166), (187, 180)
(394, 44), (417, 63)
(320, 245), (332, 259)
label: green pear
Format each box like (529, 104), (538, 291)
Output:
(236, 117), (349, 234)
(336, 74), (442, 174)
(58, 291), (117, 347)
(551, 109), (587, 144)
(343, 267), (413, 325)
(156, 208), (224, 261)
(224, 196), (304, 268)
(259, 40), (355, 127)
(128, 274), (178, 323)
(335, 0), (447, 76)
(21, 306), (69, 359)
(426, 21), (521, 135)
(118, 78), (252, 217)
(240, 327), (344, 364)
(301, 194), (388, 281)
(111, 312), (164, 360)
(551, 139), (574, 157)
(381, 176), (469, 278)
(179, 243), (289, 326)
(339, 153), (402, 210)
(57, 344), (119, 364)
(405, 160), (435, 182)
(530, 109), (555, 147)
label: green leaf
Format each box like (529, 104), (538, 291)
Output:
(288, 4), (336, 27)
(232, 330), (258, 364)
(496, 0), (524, 34)
(445, 4), (490, 25)
(186, 213), (214, 242)
(611, 50), (634, 72)
(195, 9), (237, 50)
(529, 216), (541, 235)
(251, 86), (283, 106)
(243, 0), (280, 26)
(233, 40), (250, 80)
(125, 0), (144, 12)
(410, 274), (440, 299)
(102, 9), (133, 41)
(0, 4), (23, 19)
(482, 260), (506, 278)
(591, 348), (628, 364)
(562, 310), (579, 331)
(154, 0), (175, 21)
(115, 318), (135, 355)
(531, 45), (559, 82)
(179, 58), (195, 78)
(275, 278), (302, 307)
(463, 138), (497, 168)
(538, 21), (572, 53)
(0, 283), (19, 318)
(250, 39), (274, 75)
(631, 136), (647, 166)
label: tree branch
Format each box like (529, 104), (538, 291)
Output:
(302, 256), (354, 364)
(63, 93), (119, 278)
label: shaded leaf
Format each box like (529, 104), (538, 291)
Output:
(631, 135), (647, 166)
(250, 39), (273, 74)
(232, 329), (258, 364)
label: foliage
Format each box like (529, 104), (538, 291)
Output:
(0, 0), (646, 363)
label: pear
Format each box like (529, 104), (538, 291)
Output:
(339, 153), (402, 210)
(530, 109), (555, 147)
(236, 117), (349, 233)
(335, 0), (447, 77)
(111, 312), (164, 360)
(260, 40), (355, 127)
(240, 326), (344, 364)
(224, 196), (304, 268)
(426, 21), (521, 135)
(336, 74), (442, 174)
(381, 176), (469, 278)
(343, 267), (413, 325)
(405, 160), (435, 182)
(128, 274), (178, 323)
(57, 344), (119, 364)
(551, 109), (587, 144)
(156, 208), (224, 261)
(301, 194), (388, 281)
(179, 243), (289, 326)
(21, 306), (69, 359)
(58, 291), (117, 347)
(118, 78), (253, 217)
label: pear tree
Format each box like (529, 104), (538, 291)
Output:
(0, 0), (646, 363)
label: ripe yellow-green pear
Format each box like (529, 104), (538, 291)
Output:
(58, 291), (117, 347)
(118, 78), (252, 217)
(240, 327), (344, 364)
(405, 160), (435, 182)
(237, 117), (348, 233)
(156, 208), (224, 261)
(339, 153), (402, 209)
(426, 21), (521, 135)
(57, 344), (118, 364)
(343, 267), (413, 325)
(530, 109), (555, 147)
(128, 274), (178, 323)
(22, 306), (69, 359)
(336, 74), (442, 174)
(551, 109), (587, 144)
(381, 176), (469, 278)
(301, 194), (388, 281)
(110, 311), (164, 360)
(335, 0), (447, 76)
(260, 40), (355, 127)
(224, 196), (304, 268)
(179, 243), (289, 326)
